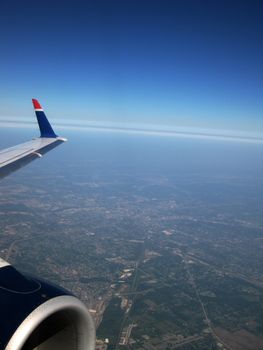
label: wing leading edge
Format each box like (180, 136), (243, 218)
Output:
(0, 99), (67, 180)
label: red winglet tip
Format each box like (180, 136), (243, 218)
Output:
(32, 98), (42, 109)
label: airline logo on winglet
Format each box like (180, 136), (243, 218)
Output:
(32, 98), (44, 111)
(32, 98), (58, 138)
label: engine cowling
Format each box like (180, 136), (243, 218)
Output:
(0, 258), (96, 350)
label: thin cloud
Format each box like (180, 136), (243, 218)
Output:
(0, 118), (263, 144)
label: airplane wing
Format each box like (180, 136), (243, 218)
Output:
(0, 100), (96, 349)
(0, 99), (67, 180)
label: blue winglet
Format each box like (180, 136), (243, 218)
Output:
(32, 99), (57, 138)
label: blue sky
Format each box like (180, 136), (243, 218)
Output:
(0, 0), (262, 136)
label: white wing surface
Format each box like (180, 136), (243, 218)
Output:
(0, 99), (66, 179)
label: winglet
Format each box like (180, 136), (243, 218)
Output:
(32, 98), (57, 138)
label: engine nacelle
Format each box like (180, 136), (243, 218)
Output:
(0, 258), (96, 350)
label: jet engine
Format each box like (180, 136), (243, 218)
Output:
(0, 258), (96, 350)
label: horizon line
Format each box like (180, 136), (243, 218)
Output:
(0, 119), (263, 144)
